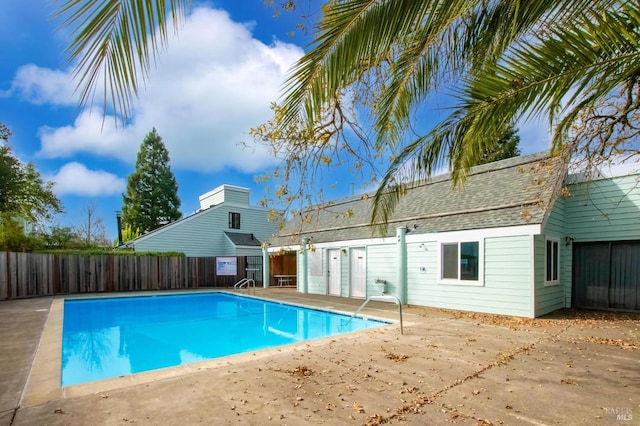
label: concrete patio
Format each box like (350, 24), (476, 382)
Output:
(1, 288), (638, 425)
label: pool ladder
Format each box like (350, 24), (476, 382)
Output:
(345, 295), (404, 335)
(234, 278), (255, 295)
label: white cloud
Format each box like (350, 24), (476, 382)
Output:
(21, 7), (304, 173)
(5, 64), (76, 106)
(39, 110), (138, 159)
(51, 162), (125, 196)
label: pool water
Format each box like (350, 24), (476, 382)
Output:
(61, 292), (387, 386)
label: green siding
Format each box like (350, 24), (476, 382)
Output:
(199, 186), (250, 208)
(565, 174), (640, 242)
(538, 196), (568, 316)
(366, 244), (397, 298)
(407, 241), (437, 304)
(223, 189), (250, 205)
(407, 236), (534, 317)
(559, 174), (640, 308)
(235, 248), (262, 256)
(134, 206), (279, 257)
(307, 249), (327, 295)
(340, 248), (349, 297)
(533, 235), (567, 316)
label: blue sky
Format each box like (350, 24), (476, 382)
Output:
(1, 1), (550, 241)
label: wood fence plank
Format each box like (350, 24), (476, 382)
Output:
(0, 253), (261, 299)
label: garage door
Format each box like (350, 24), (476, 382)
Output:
(573, 241), (640, 311)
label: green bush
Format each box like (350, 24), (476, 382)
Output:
(34, 248), (185, 257)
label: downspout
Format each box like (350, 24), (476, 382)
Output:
(396, 226), (408, 304)
(300, 237), (310, 294)
(262, 244), (270, 288)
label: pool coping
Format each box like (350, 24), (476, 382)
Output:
(20, 290), (398, 407)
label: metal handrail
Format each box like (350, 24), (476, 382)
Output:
(346, 295), (403, 335)
(234, 278), (255, 295)
(234, 278), (249, 289)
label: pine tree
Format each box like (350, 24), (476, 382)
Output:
(474, 128), (521, 166)
(122, 128), (181, 233)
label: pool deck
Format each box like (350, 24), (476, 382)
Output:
(1, 288), (639, 425)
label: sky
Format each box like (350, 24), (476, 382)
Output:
(1, 0), (551, 241)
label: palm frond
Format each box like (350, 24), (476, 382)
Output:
(371, 0), (639, 225)
(53, 0), (190, 120)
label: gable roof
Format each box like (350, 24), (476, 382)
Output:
(130, 192), (272, 245)
(224, 232), (262, 247)
(269, 152), (567, 246)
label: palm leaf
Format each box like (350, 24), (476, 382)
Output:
(372, 0), (639, 226)
(53, 0), (190, 120)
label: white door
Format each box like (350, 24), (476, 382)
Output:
(350, 248), (366, 298)
(327, 249), (341, 296)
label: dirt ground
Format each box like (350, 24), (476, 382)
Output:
(2, 289), (639, 425)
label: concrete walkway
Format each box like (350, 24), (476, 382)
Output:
(1, 289), (638, 425)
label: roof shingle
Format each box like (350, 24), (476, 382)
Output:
(269, 152), (567, 246)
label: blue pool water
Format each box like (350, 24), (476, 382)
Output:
(61, 292), (387, 386)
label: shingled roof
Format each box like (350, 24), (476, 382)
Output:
(224, 232), (262, 247)
(268, 152), (567, 246)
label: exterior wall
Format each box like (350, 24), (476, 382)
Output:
(302, 243), (396, 297)
(365, 244), (397, 297)
(307, 248), (327, 295)
(340, 249), (349, 297)
(406, 241), (437, 305)
(537, 196), (569, 316)
(221, 188), (251, 206)
(199, 185), (250, 209)
(565, 174), (640, 242)
(406, 235), (533, 317)
(235, 248), (262, 257)
(560, 174), (640, 307)
(293, 227), (539, 316)
(134, 206), (279, 257)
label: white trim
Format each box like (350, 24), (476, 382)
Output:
(315, 236), (395, 247)
(544, 237), (560, 287)
(436, 238), (484, 287)
(530, 234), (536, 318)
(198, 184), (250, 201)
(267, 245), (301, 253)
(268, 224), (541, 253)
(406, 224), (541, 243)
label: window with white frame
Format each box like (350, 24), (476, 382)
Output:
(440, 241), (481, 284)
(545, 238), (559, 284)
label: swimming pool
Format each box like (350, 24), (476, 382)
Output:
(61, 292), (387, 386)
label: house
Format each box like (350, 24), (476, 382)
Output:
(131, 184), (280, 257)
(562, 163), (640, 312)
(265, 153), (640, 317)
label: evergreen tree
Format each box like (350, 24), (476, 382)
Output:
(474, 128), (521, 166)
(0, 122), (63, 251)
(1, 124), (62, 220)
(122, 128), (181, 233)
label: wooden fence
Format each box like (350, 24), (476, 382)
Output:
(0, 252), (263, 300)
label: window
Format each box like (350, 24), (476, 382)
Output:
(545, 238), (559, 285)
(229, 212), (240, 229)
(441, 241), (480, 283)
